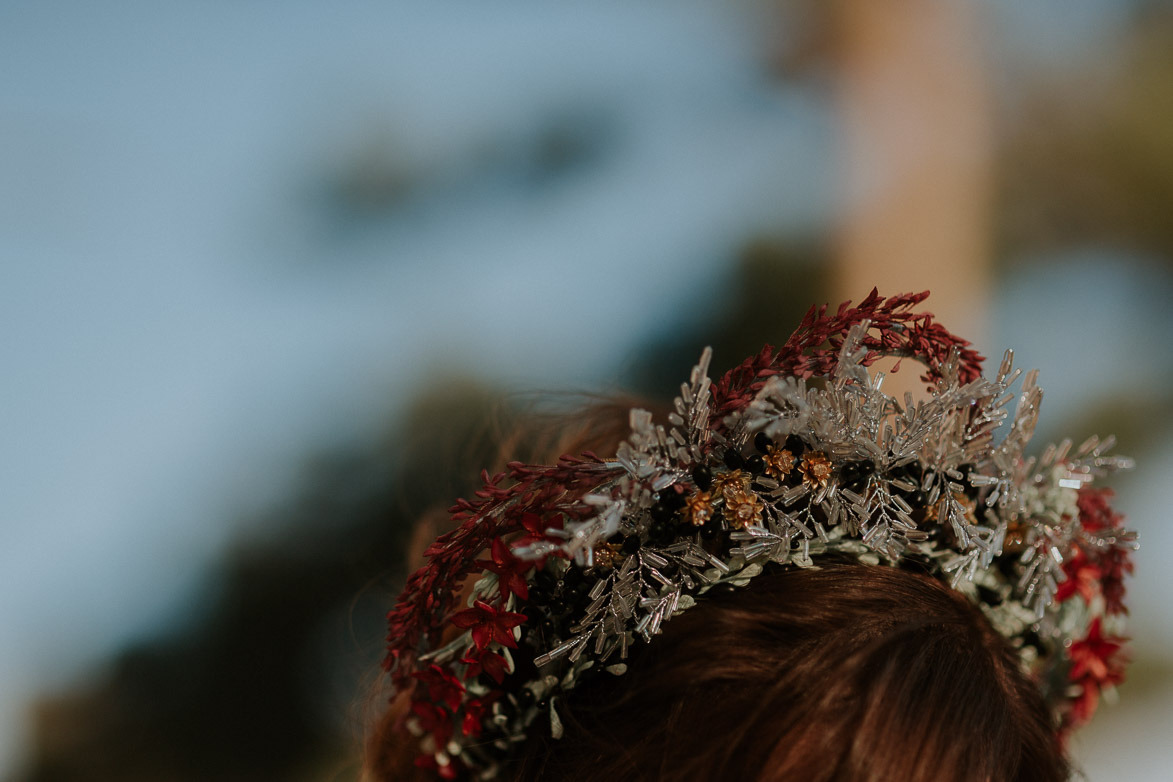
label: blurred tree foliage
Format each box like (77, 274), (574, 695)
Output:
(14, 381), (514, 782)
(997, 6), (1173, 264)
(626, 239), (828, 397)
(992, 5), (1173, 460)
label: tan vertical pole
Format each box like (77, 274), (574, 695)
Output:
(830, 0), (994, 391)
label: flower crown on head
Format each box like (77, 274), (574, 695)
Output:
(384, 291), (1137, 781)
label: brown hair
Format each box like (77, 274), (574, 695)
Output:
(365, 401), (1070, 782)
(505, 564), (1068, 782)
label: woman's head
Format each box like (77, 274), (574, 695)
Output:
(370, 293), (1134, 782)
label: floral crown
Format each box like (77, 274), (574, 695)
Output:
(383, 291), (1136, 780)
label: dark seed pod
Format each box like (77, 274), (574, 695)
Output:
(785, 435), (806, 454)
(662, 488), (686, 509)
(691, 464), (713, 491)
(648, 521), (672, 544)
(745, 454), (766, 475)
(1021, 629), (1043, 652)
(700, 509), (725, 539)
(995, 554), (1018, 581)
(723, 449), (745, 470)
(651, 501), (675, 523)
(977, 584), (1004, 607)
(754, 431), (772, 453)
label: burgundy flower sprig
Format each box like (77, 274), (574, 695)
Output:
(711, 289), (984, 423)
(384, 455), (615, 684)
(1048, 485), (1136, 733)
(1076, 487), (1134, 616)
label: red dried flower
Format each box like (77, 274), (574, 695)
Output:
(410, 700), (454, 747)
(460, 646), (510, 684)
(413, 664), (465, 712)
(1065, 618), (1128, 728)
(1099, 546), (1134, 615)
(450, 599), (528, 651)
(514, 511), (563, 550)
(476, 538), (532, 601)
(1077, 487), (1123, 532)
(1055, 546), (1103, 605)
(1068, 681), (1100, 728)
(1068, 618), (1127, 685)
(461, 693), (500, 738)
(1075, 487), (1134, 615)
(414, 752), (461, 780)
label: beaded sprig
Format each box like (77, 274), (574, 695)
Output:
(383, 291), (1136, 780)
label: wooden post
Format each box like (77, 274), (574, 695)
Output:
(830, 0), (994, 392)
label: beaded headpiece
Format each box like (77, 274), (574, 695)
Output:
(384, 291), (1136, 780)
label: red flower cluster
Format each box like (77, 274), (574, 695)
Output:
(1055, 546), (1103, 605)
(413, 664), (465, 711)
(384, 459), (611, 774)
(1068, 487), (1134, 615)
(460, 647), (510, 684)
(513, 511), (565, 559)
(1077, 486), (1123, 532)
(407, 611), (521, 767)
(411, 700), (454, 753)
(451, 599), (527, 651)
(413, 751), (462, 780)
(1066, 618), (1128, 727)
(476, 538), (533, 601)
(461, 694), (500, 738)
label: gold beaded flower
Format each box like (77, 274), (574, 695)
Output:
(1003, 519), (1029, 553)
(764, 446), (796, 480)
(925, 491), (979, 526)
(712, 469), (751, 501)
(798, 452), (833, 490)
(593, 541), (623, 568)
(723, 486), (765, 529)
(683, 491), (714, 526)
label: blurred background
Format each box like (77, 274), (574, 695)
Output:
(2, 0), (1172, 779)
